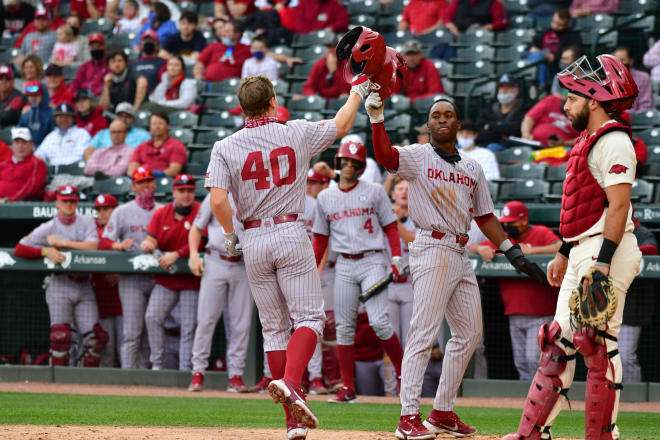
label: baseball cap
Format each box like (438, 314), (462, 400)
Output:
(34, 8), (50, 19)
(94, 194), (118, 208)
(277, 106), (290, 123)
(307, 169), (330, 183)
(54, 102), (76, 116)
(401, 39), (422, 55)
(141, 29), (159, 41)
(75, 88), (94, 101)
(88, 32), (105, 44)
(56, 185), (80, 201)
(498, 74), (519, 87)
(11, 127), (32, 141)
(173, 174), (196, 189)
(499, 201), (528, 223)
(43, 0), (60, 7)
(115, 102), (135, 117)
(25, 80), (43, 96)
(132, 166), (154, 182)
(45, 64), (63, 77)
(0, 64), (14, 79)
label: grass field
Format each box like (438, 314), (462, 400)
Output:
(1, 392), (660, 438)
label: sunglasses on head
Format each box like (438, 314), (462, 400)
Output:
(26, 85), (41, 94)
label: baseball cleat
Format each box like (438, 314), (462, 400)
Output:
(287, 418), (308, 440)
(328, 386), (357, 403)
(423, 410), (477, 437)
(188, 372), (204, 392)
(395, 414), (436, 439)
(267, 379), (319, 429)
(308, 377), (329, 395)
(227, 375), (248, 393)
(249, 375), (272, 393)
(501, 434), (521, 440)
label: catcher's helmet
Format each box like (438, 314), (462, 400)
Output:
(558, 54), (638, 114)
(335, 140), (367, 175)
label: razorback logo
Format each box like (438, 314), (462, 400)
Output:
(609, 164), (628, 174)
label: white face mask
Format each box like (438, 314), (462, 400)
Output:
(497, 92), (516, 105)
(457, 136), (475, 149)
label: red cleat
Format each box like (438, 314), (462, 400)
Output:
(328, 386), (357, 403)
(227, 375), (248, 393)
(188, 372), (204, 392)
(424, 410), (477, 437)
(395, 413), (436, 439)
(267, 378), (319, 429)
(287, 417), (308, 439)
(308, 377), (328, 395)
(249, 375), (272, 393)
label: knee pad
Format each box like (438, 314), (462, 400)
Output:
(82, 323), (109, 367)
(50, 323), (71, 366)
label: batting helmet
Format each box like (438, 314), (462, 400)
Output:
(335, 140), (367, 176)
(558, 54), (638, 114)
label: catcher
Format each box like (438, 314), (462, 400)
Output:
(502, 54), (642, 440)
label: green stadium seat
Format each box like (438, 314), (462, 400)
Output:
(205, 94), (239, 111)
(62, 65), (78, 81)
(169, 128), (194, 145)
(288, 63), (315, 79)
(580, 30), (618, 50)
(0, 48), (19, 65)
(496, 146), (533, 164)
(493, 28), (534, 47)
(195, 179), (208, 200)
(0, 35), (18, 49)
(642, 163), (660, 181)
(91, 176), (132, 198)
(203, 78), (241, 95)
(198, 1), (214, 17)
(184, 162), (207, 176)
(500, 162), (546, 180)
(450, 60), (495, 80)
(295, 45), (326, 62)
(198, 111), (236, 128)
(383, 30), (413, 46)
(352, 15), (377, 28)
(271, 79), (290, 96)
(292, 31), (336, 48)
(57, 161), (86, 175)
(615, 12), (656, 30)
(325, 98), (344, 112)
(433, 60), (453, 76)
(387, 94), (411, 112)
(638, 128), (660, 145)
(0, 127), (11, 144)
(452, 79), (496, 97)
(82, 18), (114, 36)
(108, 35), (132, 49)
(380, 0), (404, 15)
(135, 110), (151, 128)
(155, 177), (173, 196)
(178, 1), (197, 13)
(574, 14), (615, 31)
(454, 29), (494, 47)
(169, 111), (198, 128)
(502, 0), (530, 15)
(545, 163), (567, 181)
(453, 45), (495, 62)
(271, 45), (294, 58)
(288, 79), (306, 95)
(494, 44), (526, 62)
(654, 183), (660, 203)
(508, 15), (534, 29)
(630, 109), (660, 129)
(499, 179), (549, 202)
(417, 28), (454, 46)
(190, 148), (213, 164)
(495, 59), (536, 80)
(646, 145), (660, 163)
(545, 181), (563, 202)
(347, 0), (379, 15)
(289, 111), (324, 122)
(193, 128), (233, 145)
(289, 95), (326, 112)
(376, 14), (402, 33)
(350, 112), (369, 133)
(631, 179), (654, 203)
(412, 94), (453, 115)
(386, 113), (412, 134)
(489, 180), (498, 201)
(534, 16), (552, 32)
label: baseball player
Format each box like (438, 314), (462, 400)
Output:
(365, 92), (546, 439)
(93, 194), (124, 367)
(205, 73), (372, 439)
(501, 55), (641, 440)
(187, 192), (254, 393)
(103, 167), (161, 369)
(312, 139), (405, 404)
(14, 185), (108, 367)
(142, 174), (202, 371)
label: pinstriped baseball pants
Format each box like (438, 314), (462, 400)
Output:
(118, 274), (154, 369)
(46, 275), (99, 337)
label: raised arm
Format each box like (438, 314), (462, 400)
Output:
(365, 92), (399, 170)
(332, 76), (372, 138)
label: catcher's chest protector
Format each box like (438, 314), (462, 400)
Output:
(559, 122), (631, 239)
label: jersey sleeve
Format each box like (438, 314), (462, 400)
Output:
(393, 144), (423, 181)
(375, 185), (397, 226)
(471, 164), (495, 217)
(83, 218), (99, 243)
(205, 141), (232, 191)
(591, 131), (637, 188)
(102, 208), (121, 242)
(147, 208), (163, 238)
(298, 119), (338, 157)
(312, 196), (330, 236)
(19, 221), (52, 247)
(194, 195), (213, 230)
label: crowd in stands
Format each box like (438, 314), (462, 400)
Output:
(0, 0), (659, 391)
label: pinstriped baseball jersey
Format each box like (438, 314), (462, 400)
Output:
(21, 215), (99, 246)
(305, 195), (317, 240)
(313, 180), (397, 254)
(205, 119), (338, 221)
(394, 144), (494, 233)
(194, 193), (243, 253)
(102, 200), (161, 252)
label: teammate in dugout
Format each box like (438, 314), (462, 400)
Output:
(501, 55), (642, 440)
(14, 185), (109, 368)
(205, 73), (373, 439)
(364, 92), (546, 439)
(312, 138), (405, 404)
(103, 166), (161, 369)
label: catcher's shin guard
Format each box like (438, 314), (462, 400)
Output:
(515, 322), (575, 439)
(50, 323), (72, 366)
(82, 323), (109, 367)
(574, 328), (621, 440)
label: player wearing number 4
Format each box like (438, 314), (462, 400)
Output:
(205, 74), (372, 439)
(365, 91), (547, 439)
(312, 139), (405, 404)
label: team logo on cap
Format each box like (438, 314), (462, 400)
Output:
(97, 195), (105, 204)
(62, 186), (75, 195)
(502, 206), (510, 216)
(307, 169), (314, 177)
(349, 144), (358, 155)
(138, 167), (147, 173)
(181, 175), (190, 183)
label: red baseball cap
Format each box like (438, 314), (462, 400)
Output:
(88, 32), (105, 44)
(277, 106), (290, 123)
(34, 8), (50, 19)
(43, 0), (60, 7)
(56, 185), (80, 201)
(0, 64), (15, 79)
(132, 166), (154, 182)
(499, 201), (528, 223)
(173, 174), (196, 189)
(141, 29), (159, 41)
(94, 193), (118, 208)
(25, 80), (43, 96)
(307, 169), (330, 183)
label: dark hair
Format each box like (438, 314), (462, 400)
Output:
(561, 45), (584, 62)
(229, 18), (244, 36)
(169, 55), (185, 72)
(150, 110), (170, 125)
(555, 8), (570, 21)
(458, 119), (477, 133)
(66, 12), (82, 28)
(252, 34), (269, 48)
(613, 45), (632, 59)
(152, 2), (171, 24)
(106, 48), (128, 65)
(427, 97), (460, 120)
(181, 11), (198, 25)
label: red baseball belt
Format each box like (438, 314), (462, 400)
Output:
(341, 250), (381, 260)
(243, 214), (299, 229)
(431, 230), (469, 247)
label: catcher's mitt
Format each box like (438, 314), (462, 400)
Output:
(568, 267), (617, 328)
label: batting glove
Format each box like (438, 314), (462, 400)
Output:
(350, 74), (373, 100)
(365, 91), (384, 123)
(224, 231), (243, 256)
(391, 256), (405, 281)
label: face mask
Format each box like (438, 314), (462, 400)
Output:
(135, 189), (155, 211)
(497, 92), (516, 105)
(71, 26), (80, 37)
(221, 37), (233, 46)
(91, 49), (105, 60)
(174, 204), (193, 216)
(143, 42), (156, 55)
(457, 136), (474, 149)
(253, 51), (265, 60)
(503, 224), (520, 239)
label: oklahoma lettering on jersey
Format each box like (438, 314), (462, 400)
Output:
(205, 119), (337, 222)
(103, 200), (161, 252)
(394, 143), (493, 234)
(313, 180), (397, 254)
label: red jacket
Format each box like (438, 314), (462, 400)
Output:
(398, 57), (445, 101)
(0, 141), (11, 162)
(77, 106), (108, 137)
(292, 0), (349, 34)
(71, 59), (109, 97)
(303, 56), (351, 99)
(0, 154), (47, 201)
(49, 83), (75, 109)
(198, 42), (252, 83)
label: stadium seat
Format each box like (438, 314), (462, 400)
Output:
(574, 14), (615, 31)
(289, 111), (324, 122)
(289, 95), (326, 112)
(195, 179), (208, 200)
(382, 30), (413, 46)
(198, 111), (236, 128)
(534, 16), (553, 32)
(271, 79), (289, 96)
(91, 176), (133, 198)
(155, 177), (173, 197)
(433, 60), (453, 77)
(450, 60), (495, 80)
(642, 163), (660, 181)
(489, 180), (498, 201)
(545, 181), (563, 201)
(376, 14), (402, 33)
(495, 59), (536, 80)
(0, 35), (18, 50)
(108, 35), (132, 49)
(57, 161), (86, 175)
(508, 15), (534, 29)
(288, 63), (315, 79)
(190, 148), (213, 164)
(62, 66), (78, 81)
(288, 79), (306, 95)
(184, 162), (207, 176)
(493, 28), (534, 47)
(205, 94), (239, 111)
(178, 1), (197, 13)
(502, 0), (530, 15)
(617, 0), (657, 14)
(494, 44), (526, 62)
(654, 183), (660, 203)
(202, 78), (241, 96)
(499, 179), (549, 202)
(350, 112), (369, 133)
(454, 29), (494, 47)
(193, 128), (232, 146)
(295, 45), (326, 62)
(292, 31), (336, 48)
(646, 145), (660, 163)
(0, 127), (11, 144)
(631, 179), (654, 203)
(637, 128), (660, 145)
(545, 163), (567, 181)
(380, 0), (404, 16)
(169, 128), (194, 145)
(630, 109), (660, 129)
(500, 162), (546, 180)
(387, 94), (411, 113)
(347, 0), (379, 15)
(412, 95), (453, 116)
(82, 18), (114, 36)
(0, 48), (19, 65)
(169, 111), (198, 128)
(198, 1), (214, 17)
(453, 45), (495, 62)
(352, 15), (377, 28)
(495, 146), (533, 164)
(580, 30), (618, 51)
(417, 28), (454, 46)
(452, 79), (496, 97)
(135, 110), (151, 128)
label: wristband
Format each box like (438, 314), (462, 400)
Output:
(597, 238), (618, 265)
(41, 247), (47, 257)
(558, 240), (573, 258)
(499, 239), (513, 252)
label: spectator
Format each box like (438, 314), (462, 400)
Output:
(147, 55), (197, 112)
(472, 201), (561, 380)
(241, 35), (279, 80)
(215, 0), (255, 20)
(301, 41), (350, 99)
(642, 39), (660, 82)
(18, 80), (55, 146)
(549, 44), (584, 96)
(85, 119), (133, 177)
(397, 40), (445, 101)
(71, 33), (110, 97)
(44, 64), (75, 109)
(399, 0), (446, 35)
(444, 0), (507, 36)
(14, 9), (57, 68)
(476, 74), (529, 152)
(71, 0), (106, 20)
(161, 12), (207, 64)
(614, 46), (653, 114)
(0, 127), (47, 201)
(75, 88), (108, 137)
(113, 0), (142, 36)
(194, 19), (251, 82)
(140, 0), (181, 24)
(127, 111), (186, 177)
(50, 25), (80, 67)
(85, 103), (151, 158)
(130, 30), (167, 94)
(521, 90), (579, 146)
(0, 64), (26, 128)
(569, 0), (619, 17)
(66, 13), (92, 68)
(527, 0), (572, 17)
(133, 2), (178, 48)
(456, 120), (500, 180)
(13, 0), (65, 49)
(2, 0), (36, 36)
(35, 103), (91, 166)
(353, 310), (386, 396)
(243, 3), (293, 48)
(16, 54), (46, 96)
(99, 49), (146, 112)
(290, 0), (349, 34)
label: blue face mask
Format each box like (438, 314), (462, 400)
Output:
(253, 51), (265, 60)
(221, 37), (233, 46)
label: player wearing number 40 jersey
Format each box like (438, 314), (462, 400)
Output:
(205, 74), (373, 440)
